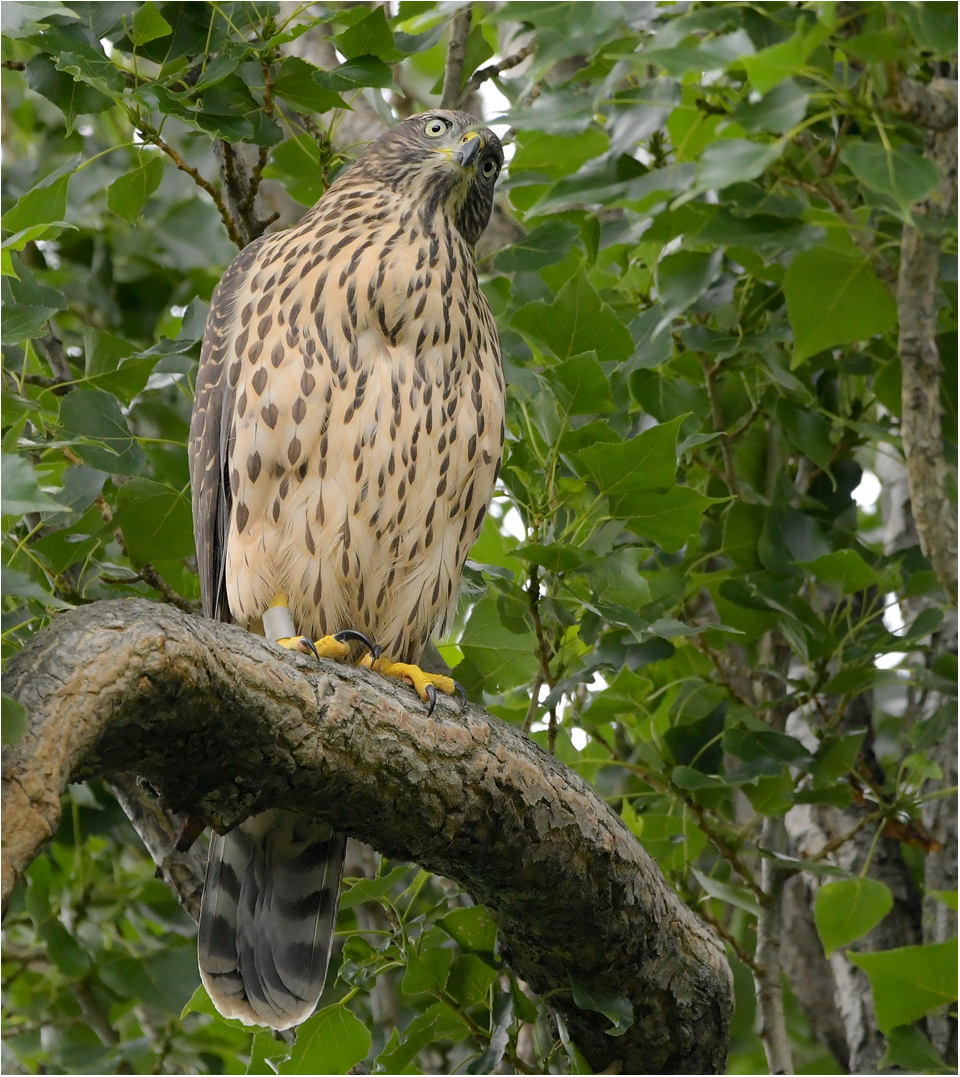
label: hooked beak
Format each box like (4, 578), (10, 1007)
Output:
(453, 132), (483, 168)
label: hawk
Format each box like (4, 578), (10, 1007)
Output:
(188, 110), (505, 1029)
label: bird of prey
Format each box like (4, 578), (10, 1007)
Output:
(188, 110), (505, 1029)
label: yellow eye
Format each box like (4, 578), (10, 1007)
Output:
(424, 119), (447, 138)
(481, 159), (498, 179)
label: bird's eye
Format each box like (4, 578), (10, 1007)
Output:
(424, 119), (447, 138)
(481, 159), (499, 179)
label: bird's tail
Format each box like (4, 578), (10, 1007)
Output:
(198, 809), (346, 1030)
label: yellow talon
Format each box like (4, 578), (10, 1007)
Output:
(277, 635), (351, 661)
(361, 655), (461, 710)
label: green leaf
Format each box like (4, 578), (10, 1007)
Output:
(331, 7), (401, 61)
(439, 906), (497, 954)
(314, 55), (395, 91)
(130, 1), (172, 46)
(731, 79), (809, 134)
(401, 946), (454, 996)
(1, 693), (28, 746)
(776, 399), (835, 481)
(670, 765), (725, 791)
(800, 549), (880, 595)
(583, 547), (652, 607)
(115, 479), (194, 563)
(510, 268), (634, 363)
(38, 919), (91, 977)
(100, 947), (199, 1014)
(571, 979), (634, 1038)
(814, 878), (894, 956)
(691, 867), (761, 918)
(635, 813), (707, 870)
(847, 939), (958, 1033)
(25, 52), (114, 130)
(279, 1005), (371, 1074)
(263, 135), (327, 206)
(545, 351), (614, 416)
(0, 260), (68, 342)
(458, 597), (539, 690)
(466, 990), (513, 1074)
(655, 249), (723, 330)
(694, 139), (784, 195)
(580, 416), (682, 511)
(0, 567), (73, 608)
(107, 154), (164, 223)
(784, 247), (898, 364)
(723, 725), (812, 766)
(627, 486), (715, 552)
(272, 57), (348, 114)
(929, 890), (959, 912)
(447, 953), (499, 1008)
(511, 128), (610, 180)
(879, 1025), (955, 1075)
(1, 453), (62, 514)
(374, 1003), (468, 1073)
(841, 141), (939, 219)
(339, 863), (410, 911)
(59, 389), (146, 475)
(3, 157), (78, 234)
(494, 219), (579, 273)
(740, 31), (808, 93)
(898, 2), (958, 59)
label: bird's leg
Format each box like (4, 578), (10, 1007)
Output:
(263, 597), (376, 660)
(360, 654), (468, 716)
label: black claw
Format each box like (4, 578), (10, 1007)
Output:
(302, 637), (320, 660)
(334, 629), (377, 655)
(370, 642), (383, 661)
(454, 681), (468, 707)
(425, 684), (438, 717)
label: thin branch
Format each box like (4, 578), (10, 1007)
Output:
(95, 494), (198, 613)
(440, 5), (472, 110)
(463, 44), (535, 96)
(138, 126), (245, 249)
(1, 60), (26, 71)
(698, 354), (739, 497)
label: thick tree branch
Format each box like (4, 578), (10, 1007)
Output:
(895, 77), (958, 606)
(440, 6), (472, 110)
(2, 599), (732, 1075)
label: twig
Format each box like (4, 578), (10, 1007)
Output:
(463, 44), (535, 96)
(521, 672), (543, 735)
(698, 354), (739, 497)
(698, 904), (763, 976)
(95, 494), (198, 614)
(2, 60), (26, 71)
(784, 140), (898, 293)
(440, 5), (472, 110)
(807, 811), (880, 862)
(35, 326), (73, 384)
(138, 125), (244, 249)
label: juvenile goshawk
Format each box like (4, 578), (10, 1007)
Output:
(188, 111), (505, 1029)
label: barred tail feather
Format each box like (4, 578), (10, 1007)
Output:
(198, 809), (346, 1030)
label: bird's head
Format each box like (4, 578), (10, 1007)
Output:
(356, 110), (504, 245)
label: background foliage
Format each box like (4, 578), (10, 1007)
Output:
(1, 1), (957, 1073)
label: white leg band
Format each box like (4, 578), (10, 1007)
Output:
(262, 605), (296, 642)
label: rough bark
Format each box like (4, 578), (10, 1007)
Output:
(895, 76), (958, 606)
(1, 598), (733, 1075)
